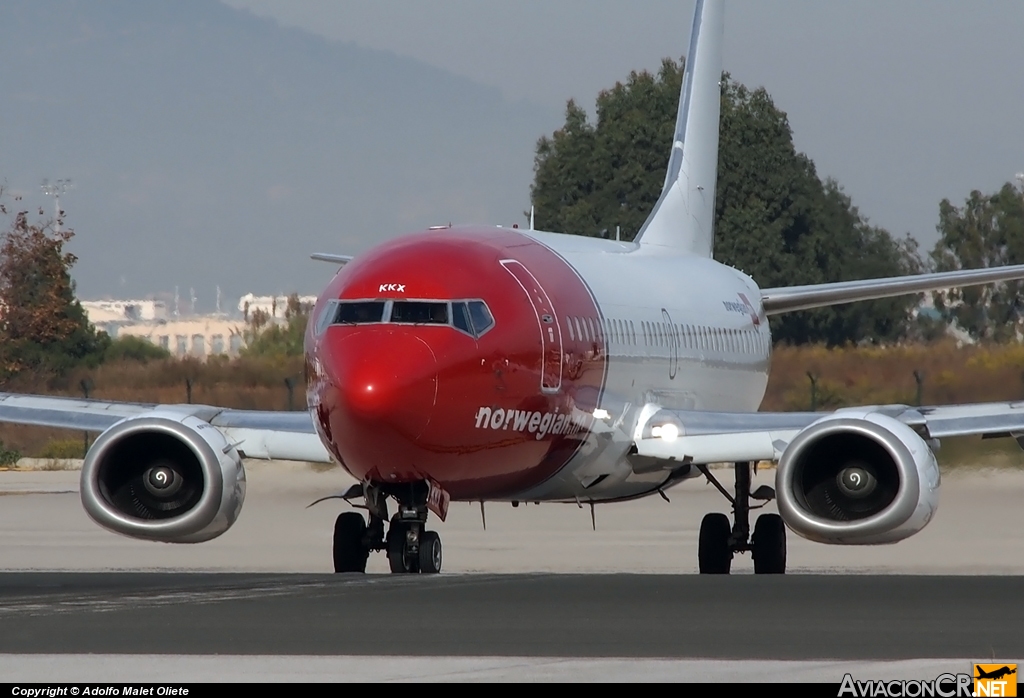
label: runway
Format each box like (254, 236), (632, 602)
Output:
(1, 463), (1022, 681)
(0, 572), (1020, 659)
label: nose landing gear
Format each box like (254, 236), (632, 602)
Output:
(330, 482), (443, 574)
(696, 462), (786, 575)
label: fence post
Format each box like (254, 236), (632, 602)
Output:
(913, 370), (924, 406)
(80, 378), (93, 457)
(284, 377), (296, 411)
(807, 371), (818, 411)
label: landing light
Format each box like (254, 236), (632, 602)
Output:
(651, 423), (679, 442)
(592, 408), (611, 420)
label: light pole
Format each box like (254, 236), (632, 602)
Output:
(40, 178), (73, 232)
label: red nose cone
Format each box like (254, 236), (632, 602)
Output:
(320, 329), (438, 478)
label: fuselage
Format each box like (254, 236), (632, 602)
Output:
(304, 226), (771, 503)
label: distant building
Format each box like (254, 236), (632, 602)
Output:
(81, 291), (313, 361)
(238, 293), (317, 320)
(80, 299), (168, 325)
(115, 318), (247, 359)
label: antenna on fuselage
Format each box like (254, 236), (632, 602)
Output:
(529, 206), (535, 231)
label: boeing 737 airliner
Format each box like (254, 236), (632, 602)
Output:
(3, 0), (1024, 575)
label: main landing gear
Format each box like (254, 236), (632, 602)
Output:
(330, 482), (443, 574)
(696, 461), (786, 575)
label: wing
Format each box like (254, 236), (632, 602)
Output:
(761, 264), (1024, 315)
(631, 400), (1024, 546)
(0, 392), (332, 463)
(632, 401), (1024, 466)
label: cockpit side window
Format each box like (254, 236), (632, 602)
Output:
(391, 301), (449, 324)
(452, 302), (473, 335)
(468, 301), (494, 336)
(314, 300), (338, 335)
(334, 301), (386, 324)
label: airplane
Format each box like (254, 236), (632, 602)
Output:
(975, 667), (1016, 681)
(3, 0), (1024, 576)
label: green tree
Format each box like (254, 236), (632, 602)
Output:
(103, 335), (171, 363)
(241, 294), (311, 358)
(930, 183), (1024, 341)
(530, 60), (921, 345)
(0, 196), (109, 380)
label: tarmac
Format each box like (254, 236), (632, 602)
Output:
(0, 462), (1021, 681)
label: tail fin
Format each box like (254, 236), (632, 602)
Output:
(635, 0), (724, 257)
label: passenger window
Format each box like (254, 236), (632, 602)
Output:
(566, 317), (575, 341)
(452, 302), (472, 335)
(573, 317), (582, 342)
(334, 301), (386, 324)
(391, 301), (448, 324)
(468, 301), (494, 335)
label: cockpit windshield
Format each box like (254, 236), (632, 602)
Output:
(333, 301), (386, 325)
(391, 301), (448, 324)
(322, 298), (493, 338)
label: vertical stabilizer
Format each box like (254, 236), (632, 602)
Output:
(635, 0), (724, 257)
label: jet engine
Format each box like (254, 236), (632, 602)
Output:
(776, 410), (940, 545)
(80, 412), (246, 543)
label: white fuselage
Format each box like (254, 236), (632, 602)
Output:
(513, 230), (772, 503)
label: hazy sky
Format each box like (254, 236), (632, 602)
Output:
(224, 0), (1024, 247)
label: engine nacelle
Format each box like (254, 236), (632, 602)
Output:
(81, 411), (246, 543)
(776, 410), (940, 545)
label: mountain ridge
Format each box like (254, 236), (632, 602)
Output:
(0, 0), (557, 304)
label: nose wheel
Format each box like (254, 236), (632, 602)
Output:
(696, 462), (786, 575)
(328, 482), (443, 574)
(333, 512), (371, 573)
(386, 516), (443, 574)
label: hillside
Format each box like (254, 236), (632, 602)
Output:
(0, 0), (557, 303)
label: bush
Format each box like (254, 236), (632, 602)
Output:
(37, 438), (86, 459)
(0, 440), (21, 466)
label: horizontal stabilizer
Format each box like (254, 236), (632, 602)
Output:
(761, 264), (1024, 315)
(310, 253), (354, 266)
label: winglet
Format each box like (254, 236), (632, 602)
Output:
(310, 253), (354, 266)
(634, 0), (724, 257)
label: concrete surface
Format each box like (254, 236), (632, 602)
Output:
(1, 462), (1022, 574)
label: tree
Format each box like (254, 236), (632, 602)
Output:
(530, 60), (922, 345)
(104, 335), (171, 363)
(0, 194), (109, 380)
(930, 183), (1024, 341)
(241, 294), (312, 358)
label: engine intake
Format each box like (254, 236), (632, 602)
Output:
(776, 411), (940, 545)
(81, 412), (246, 543)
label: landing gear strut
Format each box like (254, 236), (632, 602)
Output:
(330, 481), (443, 575)
(696, 462), (785, 575)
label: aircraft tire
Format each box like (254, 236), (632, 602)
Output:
(333, 512), (369, 573)
(387, 517), (417, 574)
(698, 512), (732, 574)
(751, 513), (786, 574)
(418, 531), (442, 574)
